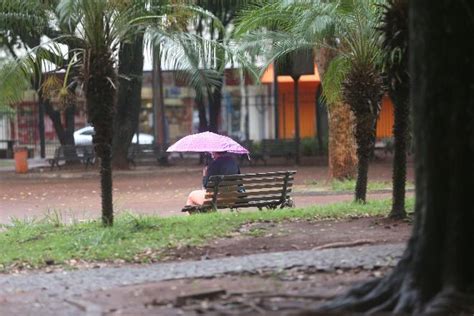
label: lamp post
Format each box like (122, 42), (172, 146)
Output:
(277, 50), (314, 165)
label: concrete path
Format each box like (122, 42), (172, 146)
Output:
(0, 244), (404, 315)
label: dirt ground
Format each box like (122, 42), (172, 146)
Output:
(82, 216), (410, 315)
(81, 268), (393, 315)
(162, 216), (411, 262)
(0, 158), (414, 224)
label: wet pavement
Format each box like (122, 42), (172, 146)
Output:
(0, 244), (405, 315)
(0, 161), (414, 224)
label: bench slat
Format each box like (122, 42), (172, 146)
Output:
(207, 177), (294, 187)
(203, 198), (284, 209)
(207, 183), (293, 192)
(208, 171), (295, 181)
(205, 188), (292, 199)
(203, 195), (286, 205)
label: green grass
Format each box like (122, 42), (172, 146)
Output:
(331, 179), (390, 192)
(0, 198), (414, 271)
(302, 179), (415, 192)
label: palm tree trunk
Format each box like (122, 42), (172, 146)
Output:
(389, 91), (409, 218)
(354, 114), (377, 202)
(327, 102), (357, 179)
(317, 46), (357, 179)
(343, 66), (383, 202)
(86, 49), (116, 226)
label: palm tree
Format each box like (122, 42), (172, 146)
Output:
(235, 0), (358, 180)
(379, 0), (409, 218)
(56, 0), (123, 225)
(330, 0), (384, 202)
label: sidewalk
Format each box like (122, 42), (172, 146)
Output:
(0, 244), (404, 315)
(0, 158), (50, 172)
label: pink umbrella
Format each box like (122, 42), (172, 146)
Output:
(166, 131), (249, 154)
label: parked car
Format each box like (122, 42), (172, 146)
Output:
(73, 126), (154, 145)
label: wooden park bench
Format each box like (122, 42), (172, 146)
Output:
(48, 145), (95, 170)
(127, 144), (167, 166)
(182, 171), (296, 214)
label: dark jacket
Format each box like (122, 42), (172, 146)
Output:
(202, 155), (240, 188)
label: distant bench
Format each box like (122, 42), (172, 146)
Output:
(127, 144), (168, 166)
(49, 145), (95, 170)
(182, 171), (296, 213)
(237, 139), (296, 166)
(374, 138), (394, 159)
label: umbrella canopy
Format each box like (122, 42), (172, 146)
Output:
(166, 131), (249, 154)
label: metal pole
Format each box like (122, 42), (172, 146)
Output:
(293, 76), (301, 165)
(38, 95), (46, 158)
(157, 50), (167, 146)
(245, 83), (250, 140)
(315, 86), (323, 154)
(152, 51), (159, 144)
(152, 45), (167, 146)
(273, 62), (279, 139)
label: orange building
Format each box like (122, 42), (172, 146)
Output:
(261, 64), (394, 139)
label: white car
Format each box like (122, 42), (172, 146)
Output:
(74, 126), (154, 145)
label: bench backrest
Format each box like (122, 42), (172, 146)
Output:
(262, 139), (296, 155)
(128, 144), (162, 155)
(55, 145), (94, 159)
(202, 171), (296, 209)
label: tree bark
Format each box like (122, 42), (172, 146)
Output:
(208, 81), (222, 133)
(389, 90), (408, 218)
(317, 45), (356, 179)
(327, 102), (357, 179)
(343, 65), (383, 203)
(353, 114), (377, 202)
(43, 99), (66, 145)
(316, 0), (474, 313)
(86, 49), (116, 226)
(112, 35), (144, 169)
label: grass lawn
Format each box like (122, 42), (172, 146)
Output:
(0, 198), (414, 271)
(302, 179), (415, 192)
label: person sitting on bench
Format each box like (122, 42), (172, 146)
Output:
(186, 152), (240, 206)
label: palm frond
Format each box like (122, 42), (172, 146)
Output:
(0, 61), (30, 108)
(322, 55), (350, 105)
(0, 42), (70, 106)
(0, 0), (50, 41)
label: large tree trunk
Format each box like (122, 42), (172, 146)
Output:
(196, 91), (208, 133)
(112, 36), (144, 169)
(208, 80), (222, 133)
(86, 49), (116, 226)
(327, 102), (357, 179)
(317, 0), (474, 313)
(64, 103), (76, 146)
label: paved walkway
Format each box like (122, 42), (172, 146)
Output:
(0, 244), (404, 315)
